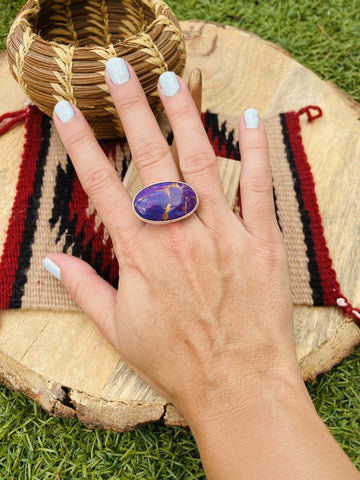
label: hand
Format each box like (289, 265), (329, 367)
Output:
(47, 60), (360, 480)
(48, 60), (297, 410)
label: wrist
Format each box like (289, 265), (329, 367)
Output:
(182, 365), (315, 435)
(175, 340), (310, 429)
(178, 370), (358, 480)
(183, 374), (314, 480)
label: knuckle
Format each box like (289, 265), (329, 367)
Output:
(66, 129), (92, 153)
(170, 101), (195, 122)
(82, 165), (117, 197)
(243, 175), (273, 195)
(247, 142), (267, 154)
(70, 274), (87, 307)
(181, 150), (217, 177)
(133, 141), (170, 171)
(118, 93), (147, 115)
(161, 223), (196, 256)
(113, 226), (146, 267)
(252, 234), (288, 266)
(115, 225), (140, 253)
(246, 202), (272, 228)
(244, 136), (268, 154)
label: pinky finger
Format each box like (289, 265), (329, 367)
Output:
(239, 108), (279, 239)
(42, 254), (119, 350)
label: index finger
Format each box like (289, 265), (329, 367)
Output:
(53, 101), (142, 248)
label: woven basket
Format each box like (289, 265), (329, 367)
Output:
(6, 0), (186, 139)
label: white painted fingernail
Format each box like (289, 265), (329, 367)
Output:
(244, 108), (259, 128)
(159, 71), (180, 97)
(106, 57), (130, 85)
(42, 257), (61, 281)
(54, 100), (74, 123)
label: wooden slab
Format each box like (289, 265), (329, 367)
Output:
(1, 20), (360, 431)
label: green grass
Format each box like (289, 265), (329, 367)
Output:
(1, 0), (360, 477)
(0, 388), (204, 479)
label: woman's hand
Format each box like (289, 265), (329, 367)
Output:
(48, 59), (297, 412)
(46, 59), (360, 480)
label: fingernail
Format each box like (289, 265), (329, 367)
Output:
(54, 100), (74, 123)
(42, 257), (61, 281)
(106, 57), (130, 85)
(244, 108), (259, 128)
(159, 71), (180, 97)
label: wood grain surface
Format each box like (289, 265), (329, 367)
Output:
(0, 20), (359, 431)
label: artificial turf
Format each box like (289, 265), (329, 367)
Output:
(0, 0), (360, 478)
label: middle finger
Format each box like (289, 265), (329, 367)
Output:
(105, 58), (180, 185)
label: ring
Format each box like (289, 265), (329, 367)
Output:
(132, 181), (199, 224)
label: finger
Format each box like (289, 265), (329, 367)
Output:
(53, 100), (142, 247)
(239, 108), (279, 239)
(105, 58), (180, 185)
(42, 254), (119, 351)
(158, 73), (229, 225)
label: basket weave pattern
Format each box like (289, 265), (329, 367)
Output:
(7, 0), (186, 138)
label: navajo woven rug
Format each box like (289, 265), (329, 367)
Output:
(0, 105), (359, 321)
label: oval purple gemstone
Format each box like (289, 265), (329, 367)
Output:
(132, 182), (199, 223)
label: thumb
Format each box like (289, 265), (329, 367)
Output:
(42, 253), (118, 350)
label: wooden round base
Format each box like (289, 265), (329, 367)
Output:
(0, 20), (359, 431)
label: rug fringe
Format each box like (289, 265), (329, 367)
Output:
(0, 108), (28, 135)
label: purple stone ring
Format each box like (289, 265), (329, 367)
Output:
(132, 181), (199, 224)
